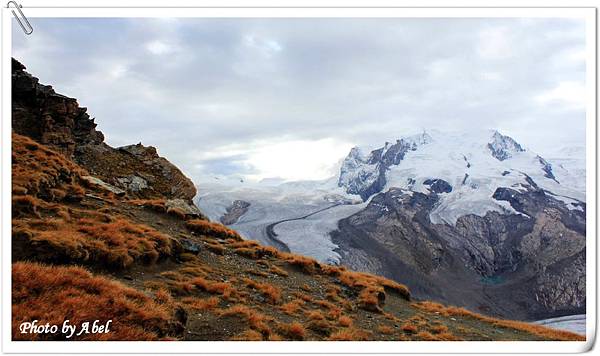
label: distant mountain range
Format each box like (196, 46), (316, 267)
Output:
(196, 129), (586, 322)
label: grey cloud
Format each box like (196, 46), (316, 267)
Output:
(12, 17), (586, 181)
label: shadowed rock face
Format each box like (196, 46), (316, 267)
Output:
(220, 200), (251, 225)
(338, 134), (431, 201)
(12, 58), (104, 157)
(423, 179), (452, 194)
(332, 181), (586, 321)
(488, 131), (525, 161)
(11, 58), (197, 202)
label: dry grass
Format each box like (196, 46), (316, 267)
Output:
(230, 329), (263, 341)
(401, 323), (418, 334)
(12, 195), (41, 218)
(416, 331), (438, 341)
(277, 322), (306, 340)
(178, 264), (213, 277)
(281, 253), (321, 274)
(383, 312), (402, 323)
(205, 242), (225, 255)
(328, 328), (371, 341)
(338, 315), (353, 327)
(12, 133), (86, 200)
(243, 278), (282, 304)
(227, 240), (261, 249)
(12, 262), (181, 340)
(180, 296), (220, 311)
(154, 288), (174, 305)
(376, 277), (411, 300)
(244, 268), (269, 278)
(429, 324), (449, 334)
(292, 292), (313, 303)
(377, 325), (395, 335)
(13, 215), (173, 269)
(325, 285), (342, 302)
(268, 264), (289, 277)
(333, 269), (411, 313)
(314, 300), (342, 320)
(338, 270), (410, 299)
(357, 286), (384, 312)
(167, 207), (187, 220)
(306, 310), (326, 321)
(280, 299), (306, 315)
(234, 247), (260, 259)
(191, 277), (234, 300)
(307, 319), (334, 336)
(186, 219), (241, 240)
(127, 199), (167, 212)
(226, 241), (282, 260)
(411, 301), (585, 341)
(219, 305), (271, 336)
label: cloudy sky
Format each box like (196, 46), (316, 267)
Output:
(13, 17), (587, 183)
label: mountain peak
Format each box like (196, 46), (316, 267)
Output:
(488, 130), (525, 161)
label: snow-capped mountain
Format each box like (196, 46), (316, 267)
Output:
(195, 129), (586, 321)
(337, 129), (585, 224)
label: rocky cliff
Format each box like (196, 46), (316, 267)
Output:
(11, 58), (196, 203)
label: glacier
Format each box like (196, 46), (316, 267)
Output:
(195, 129), (585, 263)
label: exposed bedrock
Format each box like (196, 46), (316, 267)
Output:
(12, 58), (197, 202)
(332, 183), (586, 320)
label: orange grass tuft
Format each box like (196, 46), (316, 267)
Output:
(126, 199), (167, 212)
(191, 277), (234, 300)
(278, 322), (306, 340)
(328, 328), (371, 341)
(269, 264), (289, 277)
(180, 296), (220, 311)
(219, 305), (271, 335)
(13, 215), (173, 269)
(243, 278), (282, 304)
(338, 315), (353, 327)
(411, 301), (585, 341)
(281, 253), (321, 274)
(186, 219), (241, 240)
(280, 299), (306, 315)
(12, 133), (87, 200)
(377, 325), (395, 335)
(230, 329), (264, 341)
(12, 262), (180, 340)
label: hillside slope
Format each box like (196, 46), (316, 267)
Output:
(10, 58), (583, 341)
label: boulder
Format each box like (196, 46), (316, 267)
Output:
(165, 199), (203, 218)
(116, 175), (149, 193)
(81, 175), (126, 196)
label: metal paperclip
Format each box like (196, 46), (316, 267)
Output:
(7, 1), (33, 35)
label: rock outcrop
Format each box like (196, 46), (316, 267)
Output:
(331, 177), (586, 320)
(488, 131), (525, 161)
(11, 58), (197, 202)
(338, 132), (432, 201)
(220, 200), (251, 225)
(12, 58), (104, 157)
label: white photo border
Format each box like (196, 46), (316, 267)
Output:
(1, 4), (596, 354)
